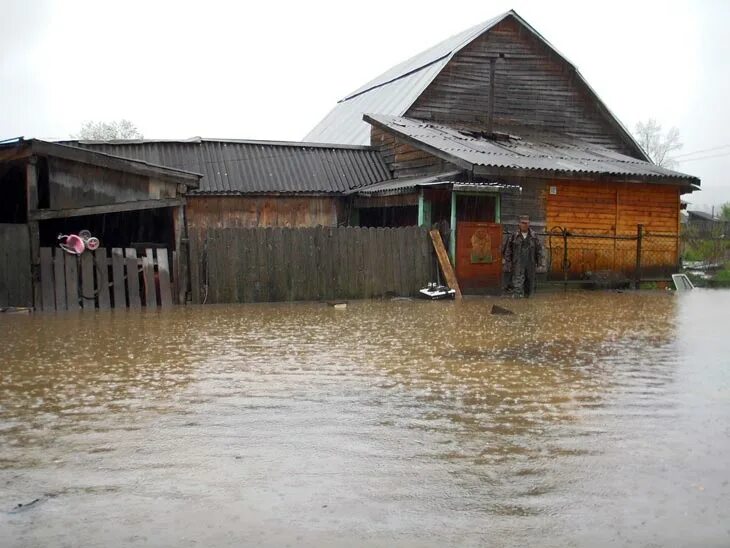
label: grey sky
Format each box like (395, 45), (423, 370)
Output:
(2, 0), (728, 210)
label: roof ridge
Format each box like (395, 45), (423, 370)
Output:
(64, 137), (378, 151)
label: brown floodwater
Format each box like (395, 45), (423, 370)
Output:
(1, 290), (729, 547)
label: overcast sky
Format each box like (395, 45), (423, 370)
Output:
(2, 0), (728, 210)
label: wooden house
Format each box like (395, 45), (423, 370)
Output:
(307, 10), (700, 290)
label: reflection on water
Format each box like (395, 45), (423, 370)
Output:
(1, 291), (729, 547)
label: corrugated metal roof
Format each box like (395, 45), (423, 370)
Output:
(63, 138), (391, 195)
(304, 63), (445, 146)
(365, 115), (700, 187)
(304, 12), (510, 145)
(348, 170), (463, 196)
(304, 10), (648, 160)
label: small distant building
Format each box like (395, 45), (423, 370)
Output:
(686, 210), (728, 237)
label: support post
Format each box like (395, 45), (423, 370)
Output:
(449, 192), (457, 263)
(173, 205), (189, 305)
(635, 224), (644, 290)
(417, 190), (431, 228)
(562, 228), (569, 292)
(26, 156), (41, 309)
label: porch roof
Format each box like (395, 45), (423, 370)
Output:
(364, 115), (701, 191)
(351, 170), (521, 197)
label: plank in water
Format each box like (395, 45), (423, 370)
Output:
(111, 248), (126, 308)
(95, 249), (111, 309)
(81, 252), (95, 310)
(65, 253), (80, 311)
(125, 248), (141, 309)
(156, 248), (172, 307)
(40, 247), (55, 312)
(53, 247), (67, 311)
(143, 249), (157, 308)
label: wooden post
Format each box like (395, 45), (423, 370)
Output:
(429, 229), (462, 299)
(449, 192), (457, 263)
(417, 190), (431, 228)
(562, 228), (569, 292)
(173, 205), (189, 305)
(26, 156), (42, 310)
(635, 224), (644, 290)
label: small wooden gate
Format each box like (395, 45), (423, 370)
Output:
(455, 222), (503, 293)
(38, 247), (174, 312)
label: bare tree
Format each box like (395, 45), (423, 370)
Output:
(634, 118), (682, 168)
(73, 119), (143, 140)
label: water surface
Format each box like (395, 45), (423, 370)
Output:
(1, 291), (729, 546)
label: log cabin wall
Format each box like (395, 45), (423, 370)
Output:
(186, 196), (342, 230)
(370, 126), (455, 179)
(406, 18), (638, 156)
(545, 181), (681, 276)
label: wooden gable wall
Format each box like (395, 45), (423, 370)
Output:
(370, 126), (455, 179)
(406, 17), (638, 157)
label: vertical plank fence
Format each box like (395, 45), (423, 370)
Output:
(36, 247), (174, 312)
(189, 226), (435, 304)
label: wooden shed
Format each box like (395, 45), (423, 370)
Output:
(0, 138), (201, 310)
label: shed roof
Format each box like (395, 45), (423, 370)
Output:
(304, 9), (646, 160)
(364, 114), (700, 190)
(64, 138), (391, 195)
(0, 138), (202, 186)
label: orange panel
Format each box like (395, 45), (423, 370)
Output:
(455, 222), (503, 293)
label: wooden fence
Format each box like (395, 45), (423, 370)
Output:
(0, 224), (32, 308)
(189, 226), (435, 304)
(37, 247), (174, 312)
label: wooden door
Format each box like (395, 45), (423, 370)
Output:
(455, 222), (502, 293)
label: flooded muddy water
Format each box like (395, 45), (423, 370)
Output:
(1, 290), (729, 546)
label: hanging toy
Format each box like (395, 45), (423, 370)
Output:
(57, 230), (101, 255)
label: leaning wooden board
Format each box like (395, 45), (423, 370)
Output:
(429, 229), (462, 299)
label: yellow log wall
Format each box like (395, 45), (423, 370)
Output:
(545, 181), (680, 276)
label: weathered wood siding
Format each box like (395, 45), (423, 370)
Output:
(186, 196), (342, 230)
(546, 181), (680, 275)
(407, 18), (638, 156)
(188, 226), (434, 303)
(47, 157), (178, 210)
(371, 126), (455, 179)
(0, 223), (32, 307)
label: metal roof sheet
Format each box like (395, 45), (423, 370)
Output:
(348, 170), (463, 196)
(365, 115), (700, 186)
(64, 139), (391, 195)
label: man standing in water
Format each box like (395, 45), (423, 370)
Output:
(503, 215), (545, 298)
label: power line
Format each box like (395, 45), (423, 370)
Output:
(672, 143), (730, 159)
(675, 151), (730, 163)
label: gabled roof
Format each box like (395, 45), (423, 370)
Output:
(365, 114), (699, 190)
(304, 10), (648, 161)
(63, 138), (391, 195)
